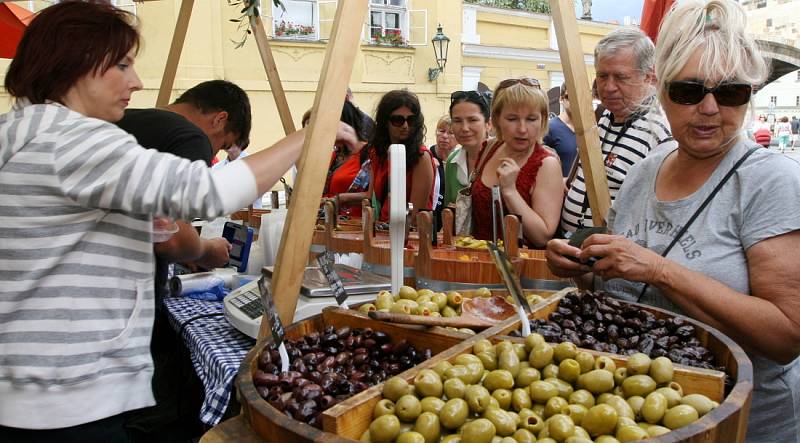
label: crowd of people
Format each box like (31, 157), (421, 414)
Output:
(0, 0), (798, 442)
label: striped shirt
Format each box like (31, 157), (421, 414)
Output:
(560, 108), (676, 233)
(0, 102), (257, 429)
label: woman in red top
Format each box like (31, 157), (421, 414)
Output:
(324, 101), (369, 217)
(470, 78), (563, 247)
(342, 90), (435, 222)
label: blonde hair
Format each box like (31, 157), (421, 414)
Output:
(436, 115), (452, 129)
(490, 82), (549, 143)
(655, 0), (768, 98)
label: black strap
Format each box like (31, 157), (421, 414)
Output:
(635, 145), (760, 302)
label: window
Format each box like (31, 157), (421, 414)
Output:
(796, 96), (799, 106)
(797, 71), (800, 81)
(770, 96), (778, 104)
(766, 18), (773, 27)
(369, 0), (408, 46)
(756, 0), (767, 8)
(272, 0), (317, 39)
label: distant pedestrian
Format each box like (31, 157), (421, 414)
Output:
(791, 116), (799, 148)
(776, 116), (792, 153)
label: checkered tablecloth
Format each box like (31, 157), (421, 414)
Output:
(163, 297), (256, 426)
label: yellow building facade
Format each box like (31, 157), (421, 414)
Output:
(0, 1), (614, 168)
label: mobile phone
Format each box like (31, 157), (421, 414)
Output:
(565, 226), (609, 266)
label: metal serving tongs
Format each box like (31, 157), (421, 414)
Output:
(487, 241), (532, 337)
(491, 185), (507, 246)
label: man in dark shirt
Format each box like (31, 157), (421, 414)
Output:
(543, 83), (578, 178)
(791, 116), (799, 148)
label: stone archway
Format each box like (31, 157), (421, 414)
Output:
(758, 39), (800, 86)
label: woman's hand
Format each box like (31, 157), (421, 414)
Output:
(496, 157), (521, 192)
(580, 234), (666, 284)
(545, 238), (592, 278)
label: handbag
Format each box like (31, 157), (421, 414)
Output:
(454, 141), (503, 236)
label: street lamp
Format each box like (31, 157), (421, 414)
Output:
(428, 24), (450, 81)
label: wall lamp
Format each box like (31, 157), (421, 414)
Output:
(428, 24), (450, 81)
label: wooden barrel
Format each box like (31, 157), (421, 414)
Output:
(360, 205), (416, 287)
(321, 199), (363, 254)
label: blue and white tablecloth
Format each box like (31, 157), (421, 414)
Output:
(163, 297), (256, 426)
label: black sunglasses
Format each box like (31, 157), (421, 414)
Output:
(451, 90), (488, 105)
(667, 81), (752, 107)
(388, 114), (417, 127)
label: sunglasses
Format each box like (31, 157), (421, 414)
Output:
(497, 77), (541, 91)
(388, 114), (417, 127)
(667, 81), (752, 107)
(451, 90), (489, 106)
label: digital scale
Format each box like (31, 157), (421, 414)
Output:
(223, 264), (390, 338)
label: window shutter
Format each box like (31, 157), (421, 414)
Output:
(406, 7), (427, 46)
(318, 0), (339, 41)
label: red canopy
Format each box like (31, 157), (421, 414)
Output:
(640, 0), (675, 43)
(0, 2), (35, 59)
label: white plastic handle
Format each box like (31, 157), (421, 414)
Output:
(389, 144), (407, 295)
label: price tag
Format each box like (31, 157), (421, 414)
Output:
(258, 276), (286, 346)
(317, 252), (349, 308)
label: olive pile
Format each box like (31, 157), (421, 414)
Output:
(253, 326), (432, 428)
(363, 335), (718, 443)
(514, 290), (721, 371)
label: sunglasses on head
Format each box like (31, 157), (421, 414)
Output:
(667, 80), (752, 107)
(497, 77), (541, 91)
(450, 90), (488, 106)
(388, 114), (417, 127)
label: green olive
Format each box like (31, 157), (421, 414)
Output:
(529, 380), (559, 403)
(499, 349), (521, 378)
(420, 397), (445, 415)
(646, 425), (672, 437)
(441, 306), (458, 317)
(578, 369), (615, 395)
(655, 386), (682, 408)
(515, 367), (541, 388)
(498, 437), (516, 443)
(418, 301), (440, 314)
(414, 369), (443, 398)
(529, 344), (554, 369)
(641, 391), (668, 424)
(621, 375), (657, 397)
(454, 353), (482, 367)
(373, 398), (396, 418)
(439, 398), (469, 430)
(433, 361), (453, 378)
(681, 393), (716, 416)
(568, 389), (596, 409)
(613, 367), (627, 386)
(461, 418), (496, 443)
(525, 333), (546, 352)
(594, 437), (621, 443)
(547, 413), (576, 441)
(593, 356), (617, 373)
(614, 416), (636, 433)
(531, 403), (546, 418)
(484, 407), (516, 437)
(396, 431), (426, 443)
(466, 384), (493, 414)
(431, 292), (448, 310)
(561, 403), (588, 426)
(375, 291), (394, 310)
(564, 436), (593, 443)
(492, 389), (512, 410)
(544, 377), (574, 399)
(649, 356), (674, 384)
(625, 396), (645, 420)
(574, 352), (595, 374)
(464, 362), (486, 385)
(596, 393), (613, 405)
(446, 291), (463, 307)
(494, 340), (513, 355)
(542, 363), (560, 380)
(581, 404), (619, 437)
(474, 287), (492, 298)
(443, 378), (466, 399)
(360, 429), (371, 442)
(412, 411), (441, 443)
(394, 299), (418, 312)
(383, 377), (413, 402)
(398, 285), (418, 300)
(440, 435), (461, 443)
(625, 353), (652, 376)
(662, 404), (699, 430)
(552, 342), (577, 362)
(521, 412), (545, 433)
(558, 359), (582, 384)
(537, 438), (557, 443)
(573, 426), (591, 440)
(507, 410), (521, 427)
(512, 428), (537, 443)
(544, 396), (569, 418)
(602, 395), (635, 420)
(445, 365), (472, 385)
(484, 370), (515, 392)
(358, 303), (377, 314)
(513, 343), (528, 362)
(369, 414), (401, 443)
(396, 395), (422, 422)
(512, 388), (533, 412)
(615, 424), (649, 442)
(477, 350), (498, 371)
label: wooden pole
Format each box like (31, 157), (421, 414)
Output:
(250, 15), (297, 136)
(260, 0), (369, 334)
(156, 0), (194, 107)
(549, 0), (611, 226)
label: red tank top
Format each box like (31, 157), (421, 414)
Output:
(471, 142), (551, 244)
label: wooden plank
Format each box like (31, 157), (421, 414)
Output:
(156, 0), (194, 107)
(548, 0), (611, 226)
(250, 15), (297, 136)
(200, 415), (263, 443)
(262, 0), (369, 333)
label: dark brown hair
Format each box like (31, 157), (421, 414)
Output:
(4, 1), (140, 104)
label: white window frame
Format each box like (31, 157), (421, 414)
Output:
(367, 0), (408, 45)
(272, 0), (319, 40)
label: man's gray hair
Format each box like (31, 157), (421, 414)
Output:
(594, 27), (655, 73)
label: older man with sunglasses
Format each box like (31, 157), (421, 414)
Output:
(560, 27), (677, 234)
(547, 1), (800, 440)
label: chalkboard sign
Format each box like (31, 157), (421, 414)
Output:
(316, 252), (349, 307)
(258, 276), (285, 345)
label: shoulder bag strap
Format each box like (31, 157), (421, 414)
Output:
(635, 145), (759, 302)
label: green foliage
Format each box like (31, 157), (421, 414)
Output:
(464, 0), (552, 15)
(228, 0), (286, 48)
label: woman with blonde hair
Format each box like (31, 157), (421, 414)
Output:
(546, 1), (800, 440)
(468, 78), (563, 247)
